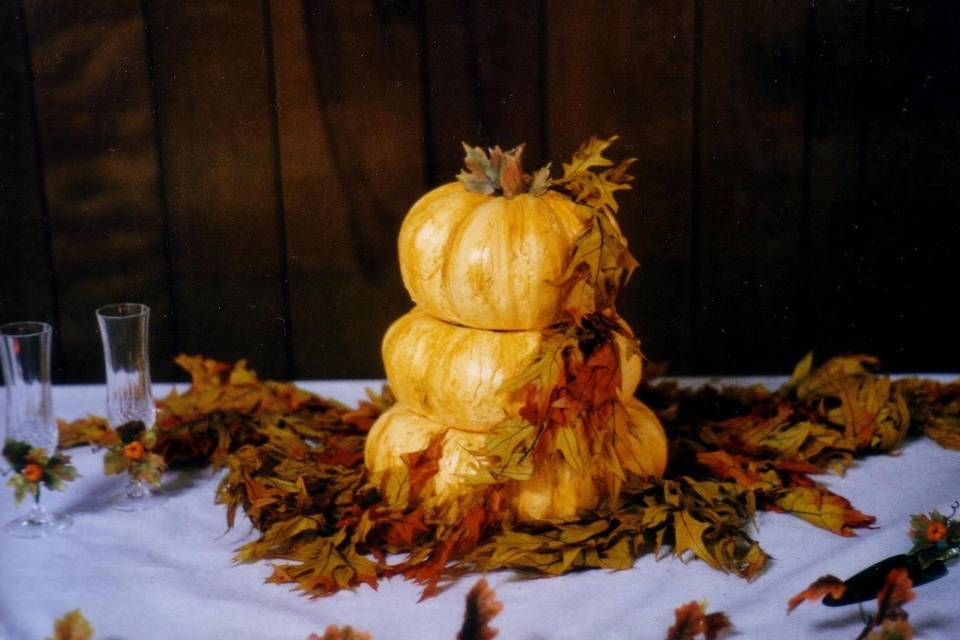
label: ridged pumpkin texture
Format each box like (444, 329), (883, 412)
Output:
(504, 453), (599, 521)
(616, 396), (669, 479)
(364, 404), (487, 503)
(383, 307), (644, 432)
(398, 182), (589, 330)
(365, 399), (668, 522)
(505, 398), (667, 521)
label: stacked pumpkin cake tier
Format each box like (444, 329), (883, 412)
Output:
(364, 140), (668, 523)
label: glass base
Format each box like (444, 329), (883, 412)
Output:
(110, 481), (168, 512)
(5, 505), (73, 538)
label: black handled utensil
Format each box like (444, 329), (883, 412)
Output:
(822, 553), (948, 606)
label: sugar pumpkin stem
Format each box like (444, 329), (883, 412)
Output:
(457, 142), (551, 198)
(498, 144), (527, 197)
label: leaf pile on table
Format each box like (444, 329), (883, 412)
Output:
(58, 350), (960, 601)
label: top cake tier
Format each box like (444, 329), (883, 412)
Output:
(398, 182), (590, 330)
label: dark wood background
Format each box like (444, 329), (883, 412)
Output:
(2, 1), (959, 382)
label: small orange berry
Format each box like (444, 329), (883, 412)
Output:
(123, 441), (145, 461)
(926, 521), (948, 542)
(22, 463), (43, 483)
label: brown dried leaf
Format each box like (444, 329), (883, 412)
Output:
(787, 575), (846, 613)
(665, 601), (705, 640)
(876, 567), (915, 622)
(703, 611), (732, 640)
(458, 578), (503, 640)
(665, 601), (729, 640)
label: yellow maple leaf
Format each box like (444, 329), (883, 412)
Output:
(48, 610), (93, 640)
(672, 510), (721, 570)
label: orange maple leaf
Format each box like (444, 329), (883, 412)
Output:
(876, 567), (916, 620)
(401, 435), (444, 497)
(787, 575), (846, 613)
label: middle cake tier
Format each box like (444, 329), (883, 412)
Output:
(383, 307), (643, 432)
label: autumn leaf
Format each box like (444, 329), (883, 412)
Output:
(898, 377), (960, 450)
(46, 346), (960, 604)
(560, 135), (617, 180)
(458, 578), (503, 640)
(666, 601), (705, 640)
(863, 618), (914, 640)
(307, 626), (372, 640)
(57, 415), (114, 448)
(528, 163), (552, 196)
(48, 610), (94, 640)
(787, 575), (846, 613)
(775, 486), (875, 536)
(557, 213), (638, 319)
(473, 418), (538, 482)
(920, 417), (960, 450)
(875, 567), (915, 622)
(702, 610), (732, 640)
(548, 135), (639, 318)
(498, 327), (576, 413)
(457, 142), (551, 198)
(266, 532), (378, 597)
(557, 135), (636, 215)
(672, 511), (721, 570)
(402, 435), (444, 497)
(665, 600), (731, 640)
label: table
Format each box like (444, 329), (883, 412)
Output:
(1, 379), (959, 640)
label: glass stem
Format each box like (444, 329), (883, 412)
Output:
(26, 503), (49, 525)
(126, 479), (151, 499)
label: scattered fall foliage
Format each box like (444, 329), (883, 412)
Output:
(46, 581), (737, 639)
(57, 351), (960, 601)
(665, 600), (731, 640)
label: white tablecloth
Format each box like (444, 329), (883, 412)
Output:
(1, 380), (959, 640)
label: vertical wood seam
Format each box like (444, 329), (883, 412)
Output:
(415, 0), (436, 185)
(537, 0), (549, 161)
(261, 0), (295, 379)
(15, 0), (63, 376)
(140, 0), (180, 374)
(301, 1), (382, 280)
(798, 0), (817, 340)
(853, 0), (875, 340)
(462, 0), (485, 140)
(854, 0), (874, 244)
(689, 0), (704, 371)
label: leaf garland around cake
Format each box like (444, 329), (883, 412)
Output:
(56, 352), (960, 601)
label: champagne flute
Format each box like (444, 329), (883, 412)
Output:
(96, 303), (165, 511)
(1, 321), (73, 537)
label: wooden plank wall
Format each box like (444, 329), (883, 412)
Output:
(2, 1), (959, 382)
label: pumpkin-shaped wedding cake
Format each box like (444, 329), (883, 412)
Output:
(365, 138), (667, 522)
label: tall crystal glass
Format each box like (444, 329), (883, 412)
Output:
(96, 303), (163, 510)
(1, 321), (73, 537)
